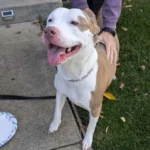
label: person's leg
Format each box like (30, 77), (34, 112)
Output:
(87, 0), (93, 10)
(87, 0), (104, 15)
(87, 0), (104, 29)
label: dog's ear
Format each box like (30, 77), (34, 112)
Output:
(82, 10), (100, 35)
(89, 18), (100, 35)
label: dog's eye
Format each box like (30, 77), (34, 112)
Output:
(48, 19), (52, 22)
(70, 21), (78, 25)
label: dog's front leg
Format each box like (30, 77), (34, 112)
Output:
(49, 91), (66, 133)
(82, 113), (99, 150)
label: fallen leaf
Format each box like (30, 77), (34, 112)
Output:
(124, 5), (132, 8)
(121, 72), (125, 76)
(104, 92), (116, 100)
(106, 126), (109, 133)
(99, 115), (104, 119)
(120, 117), (126, 122)
(119, 82), (124, 89)
(143, 93), (148, 96)
(129, 8), (132, 11)
(16, 31), (21, 34)
(113, 76), (117, 80)
(133, 88), (138, 92)
(121, 26), (128, 31)
(33, 19), (39, 24)
(37, 31), (43, 37)
(5, 25), (11, 28)
(140, 65), (146, 70)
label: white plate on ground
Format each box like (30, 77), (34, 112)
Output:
(0, 112), (18, 147)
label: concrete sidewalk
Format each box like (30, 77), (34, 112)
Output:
(0, 22), (55, 96)
(0, 100), (82, 150)
(0, 22), (82, 150)
(0, 0), (62, 25)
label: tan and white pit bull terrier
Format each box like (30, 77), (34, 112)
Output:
(43, 7), (119, 150)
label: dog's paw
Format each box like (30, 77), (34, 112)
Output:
(48, 120), (61, 133)
(82, 134), (93, 150)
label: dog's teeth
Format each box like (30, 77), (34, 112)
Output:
(66, 48), (71, 53)
(67, 48), (71, 52)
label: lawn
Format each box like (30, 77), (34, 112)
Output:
(77, 0), (150, 150)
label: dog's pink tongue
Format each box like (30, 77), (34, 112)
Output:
(48, 46), (66, 65)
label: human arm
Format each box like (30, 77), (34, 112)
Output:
(71, 0), (122, 64)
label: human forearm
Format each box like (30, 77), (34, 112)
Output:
(102, 0), (122, 29)
(71, 0), (88, 9)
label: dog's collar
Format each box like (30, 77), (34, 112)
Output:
(68, 67), (94, 82)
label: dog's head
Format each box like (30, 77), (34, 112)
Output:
(43, 7), (100, 66)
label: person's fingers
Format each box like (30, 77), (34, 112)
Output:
(98, 32), (117, 64)
(109, 48), (114, 64)
(108, 44), (117, 64)
(113, 48), (117, 64)
(106, 44), (111, 61)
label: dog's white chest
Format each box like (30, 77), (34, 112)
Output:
(54, 64), (98, 110)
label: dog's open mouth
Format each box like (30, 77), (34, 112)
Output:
(47, 44), (81, 65)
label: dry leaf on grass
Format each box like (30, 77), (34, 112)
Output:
(133, 88), (138, 92)
(143, 93), (148, 96)
(140, 65), (146, 70)
(121, 72), (125, 76)
(124, 5), (132, 8)
(129, 8), (132, 11)
(119, 82), (124, 89)
(104, 92), (116, 100)
(106, 126), (109, 133)
(113, 76), (117, 80)
(99, 115), (104, 119)
(120, 117), (126, 122)
(121, 26), (128, 31)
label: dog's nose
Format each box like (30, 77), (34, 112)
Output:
(50, 27), (56, 35)
(44, 28), (48, 35)
(44, 26), (58, 37)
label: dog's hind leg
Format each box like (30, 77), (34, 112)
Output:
(49, 91), (66, 133)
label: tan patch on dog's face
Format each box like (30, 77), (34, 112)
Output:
(77, 14), (100, 35)
(82, 11), (100, 35)
(77, 16), (89, 32)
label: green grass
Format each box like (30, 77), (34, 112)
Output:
(77, 0), (150, 150)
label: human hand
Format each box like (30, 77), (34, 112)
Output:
(98, 31), (117, 64)
(83, 8), (117, 64)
